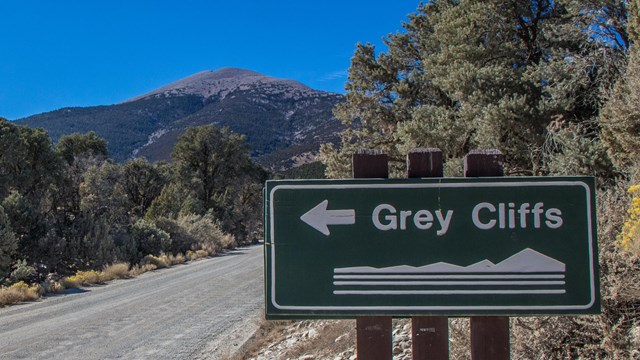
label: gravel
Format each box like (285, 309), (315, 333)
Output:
(0, 245), (264, 360)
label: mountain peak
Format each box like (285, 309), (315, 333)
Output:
(125, 68), (312, 102)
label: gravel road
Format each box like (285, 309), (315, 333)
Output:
(0, 245), (264, 360)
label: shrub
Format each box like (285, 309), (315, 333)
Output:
(177, 213), (236, 254)
(129, 263), (157, 276)
(130, 219), (171, 262)
(100, 262), (130, 282)
(153, 217), (196, 254)
(543, 120), (616, 183)
(618, 185), (640, 254)
(61, 276), (81, 289)
(142, 253), (187, 269)
(511, 182), (640, 358)
(62, 270), (102, 288)
(0, 281), (42, 306)
(40, 274), (64, 294)
(8, 259), (36, 283)
(187, 249), (210, 261)
(0, 205), (17, 279)
(143, 254), (170, 269)
(170, 253), (186, 265)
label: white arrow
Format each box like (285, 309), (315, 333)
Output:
(300, 200), (356, 236)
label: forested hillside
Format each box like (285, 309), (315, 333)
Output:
(318, 0), (640, 358)
(16, 68), (344, 171)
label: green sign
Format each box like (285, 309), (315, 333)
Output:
(264, 177), (599, 318)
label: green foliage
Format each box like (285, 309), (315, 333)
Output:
(0, 118), (24, 199)
(55, 131), (108, 165)
(8, 259), (36, 284)
(631, 0), (640, 44)
(1, 192), (46, 266)
(152, 217), (195, 254)
(145, 183), (186, 220)
(0, 206), (17, 279)
(172, 126), (250, 208)
(276, 161), (327, 179)
(16, 83), (343, 167)
(0, 118), (59, 202)
(18, 95), (207, 162)
(543, 121), (616, 183)
(511, 182), (640, 358)
(80, 162), (129, 226)
(130, 219), (171, 262)
(321, 0), (623, 177)
(600, 46), (640, 170)
(0, 117), (258, 281)
(176, 213), (234, 253)
(171, 125), (266, 240)
(121, 158), (168, 217)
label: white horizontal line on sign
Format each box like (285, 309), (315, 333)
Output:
(333, 289), (567, 295)
(333, 280), (566, 286)
(333, 274), (565, 280)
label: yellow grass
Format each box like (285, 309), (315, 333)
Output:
(187, 249), (210, 261)
(129, 263), (157, 276)
(101, 262), (130, 281)
(0, 281), (43, 306)
(144, 253), (188, 268)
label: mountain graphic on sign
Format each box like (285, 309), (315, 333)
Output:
(334, 248), (565, 274)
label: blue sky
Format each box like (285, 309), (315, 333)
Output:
(0, 1), (422, 120)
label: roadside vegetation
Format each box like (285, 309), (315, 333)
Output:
(320, 0), (640, 357)
(0, 122), (265, 307)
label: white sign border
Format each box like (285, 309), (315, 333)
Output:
(268, 180), (596, 313)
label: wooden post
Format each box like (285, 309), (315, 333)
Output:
(407, 149), (449, 360)
(464, 149), (510, 360)
(353, 150), (392, 360)
(407, 148), (444, 178)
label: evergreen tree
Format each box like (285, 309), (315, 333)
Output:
(631, 0), (640, 43)
(600, 2), (640, 170)
(166, 125), (265, 240)
(55, 131), (108, 165)
(121, 158), (168, 218)
(0, 205), (17, 279)
(320, 0), (625, 177)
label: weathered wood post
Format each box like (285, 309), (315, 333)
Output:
(407, 148), (449, 360)
(353, 149), (393, 360)
(464, 149), (510, 360)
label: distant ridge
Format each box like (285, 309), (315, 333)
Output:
(16, 68), (344, 169)
(125, 68), (313, 102)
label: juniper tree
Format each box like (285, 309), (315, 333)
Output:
(0, 205), (17, 279)
(161, 125), (266, 240)
(600, 1), (640, 170)
(320, 0), (626, 177)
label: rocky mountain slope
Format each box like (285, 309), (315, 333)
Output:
(16, 68), (344, 170)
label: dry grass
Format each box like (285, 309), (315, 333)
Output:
(220, 234), (236, 250)
(129, 263), (157, 276)
(143, 253), (187, 269)
(62, 270), (101, 288)
(170, 253), (186, 265)
(101, 262), (130, 281)
(282, 320), (355, 359)
(235, 319), (355, 360)
(0, 281), (43, 306)
(231, 319), (293, 359)
(2, 243), (236, 308)
(143, 254), (170, 268)
(62, 263), (131, 288)
(449, 318), (471, 360)
(187, 249), (210, 261)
